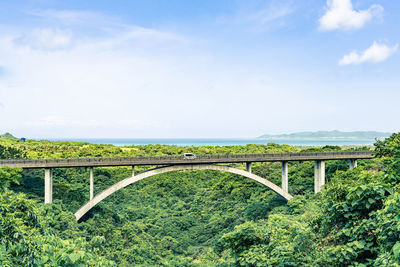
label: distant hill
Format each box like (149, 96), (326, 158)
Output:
(0, 132), (18, 140)
(258, 130), (392, 140)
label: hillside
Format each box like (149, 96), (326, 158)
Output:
(258, 130), (391, 140)
(0, 132), (18, 140)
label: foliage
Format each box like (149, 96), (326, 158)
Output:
(375, 132), (400, 183)
(0, 143), (26, 159)
(0, 189), (114, 266)
(0, 144), (25, 190)
(0, 167), (22, 190)
(216, 133), (400, 266)
(2, 133), (400, 265)
(219, 215), (315, 266)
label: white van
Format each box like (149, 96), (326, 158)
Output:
(183, 153), (196, 159)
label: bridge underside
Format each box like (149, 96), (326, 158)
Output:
(74, 164), (293, 221)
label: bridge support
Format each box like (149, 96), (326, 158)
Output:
(314, 160), (325, 193)
(44, 168), (53, 204)
(349, 159), (357, 169)
(89, 167), (94, 200)
(132, 166), (135, 176)
(246, 162), (252, 173)
(75, 164), (293, 221)
(281, 161), (288, 193)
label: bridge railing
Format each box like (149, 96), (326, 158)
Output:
(0, 151), (373, 166)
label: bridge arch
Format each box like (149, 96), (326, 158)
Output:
(74, 164), (293, 221)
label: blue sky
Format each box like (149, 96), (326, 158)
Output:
(0, 0), (398, 138)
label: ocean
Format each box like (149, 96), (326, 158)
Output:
(46, 138), (376, 147)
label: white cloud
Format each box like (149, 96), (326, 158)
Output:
(0, 11), (197, 138)
(27, 9), (119, 26)
(339, 42), (398, 65)
(219, 0), (295, 31)
(24, 116), (161, 129)
(115, 26), (188, 43)
(0, 10), (295, 138)
(319, 0), (383, 31)
(22, 10), (187, 49)
(15, 28), (73, 49)
(247, 3), (294, 25)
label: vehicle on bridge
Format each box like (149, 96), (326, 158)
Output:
(183, 153), (196, 159)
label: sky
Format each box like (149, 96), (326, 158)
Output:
(0, 0), (398, 138)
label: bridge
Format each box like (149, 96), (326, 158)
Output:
(0, 151), (373, 221)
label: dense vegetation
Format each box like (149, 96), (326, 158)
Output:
(0, 134), (399, 265)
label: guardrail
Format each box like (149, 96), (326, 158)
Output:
(0, 151), (374, 168)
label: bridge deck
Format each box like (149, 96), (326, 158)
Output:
(0, 151), (374, 169)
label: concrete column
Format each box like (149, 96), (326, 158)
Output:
(349, 159), (357, 169)
(314, 160), (325, 193)
(44, 168), (53, 204)
(132, 166), (135, 176)
(320, 161), (325, 189)
(246, 162), (252, 173)
(89, 167), (94, 200)
(281, 161), (288, 193)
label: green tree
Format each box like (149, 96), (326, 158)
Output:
(0, 167), (22, 190)
(0, 189), (114, 266)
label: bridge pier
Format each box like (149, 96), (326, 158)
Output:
(44, 168), (53, 204)
(314, 160), (325, 193)
(246, 162), (252, 173)
(89, 167), (94, 200)
(132, 166), (135, 176)
(281, 161), (288, 193)
(349, 159), (357, 169)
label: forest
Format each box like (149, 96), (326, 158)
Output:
(0, 133), (400, 266)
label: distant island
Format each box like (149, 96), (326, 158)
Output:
(258, 130), (392, 140)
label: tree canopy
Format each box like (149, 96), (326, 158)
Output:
(0, 134), (399, 265)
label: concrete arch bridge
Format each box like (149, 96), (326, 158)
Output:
(0, 151), (373, 221)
